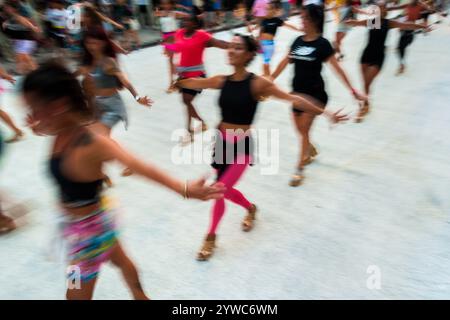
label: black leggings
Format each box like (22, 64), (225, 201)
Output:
(398, 30), (415, 63)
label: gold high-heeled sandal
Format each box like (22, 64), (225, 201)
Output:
(196, 234), (217, 261)
(242, 204), (257, 232)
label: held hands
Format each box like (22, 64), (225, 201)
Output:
(184, 177), (226, 201)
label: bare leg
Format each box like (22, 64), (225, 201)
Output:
(182, 92), (205, 132)
(263, 63), (271, 77)
(109, 242), (149, 300)
(66, 276), (98, 300)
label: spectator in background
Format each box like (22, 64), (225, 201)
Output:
(135, 0), (151, 28)
(281, 0), (291, 19)
(113, 0), (141, 51)
(1, 0), (41, 74)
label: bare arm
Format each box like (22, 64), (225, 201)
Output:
(387, 4), (408, 11)
(206, 38), (230, 49)
(389, 20), (427, 30)
(271, 55), (290, 80)
(176, 75), (226, 90)
(105, 59), (152, 106)
(327, 55), (366, 101)
(257, 77), (349, 123)
(0, 66), (14, 84)
(283, 22), (301, 32)
(345, 19), (369, 27)
(91, 135), (225, 201)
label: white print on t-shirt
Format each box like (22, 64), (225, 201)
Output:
(289, 46), (317, 61)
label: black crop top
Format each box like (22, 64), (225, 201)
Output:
(49, 132), (103, 208)
(218, 73), (259, 126)
(261, 17), (284, 36)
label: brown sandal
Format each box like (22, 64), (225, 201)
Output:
(4, 131), (24, 144)
(355, 102), (370, 123)
(196, 234), (216, 261)
(289, 169), (304, 187)
(0, 214), (17, 234)
(242, 204), (257, 232)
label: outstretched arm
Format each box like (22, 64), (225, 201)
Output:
(283, 22), (301, 32)
(345, 19), (369, 27)
(176, 75), (226, 90)
(257, 77), (349, 123)
(271, 55), (290, 80)
(105, 58), (152, 106)
(389, 20), (427, 30)
(327, 55), (366, 101)
(92, 134), (226, 201)
(207, 38), (230, 49)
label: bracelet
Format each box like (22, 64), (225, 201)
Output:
(135, 95), (141, 101)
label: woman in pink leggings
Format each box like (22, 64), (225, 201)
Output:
(177, 34), (348, 261)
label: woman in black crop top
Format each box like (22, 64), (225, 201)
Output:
(247, 1), (300, 77)
(177, 34), (348, 261)
(345, 1), (427, 121)
(22, 63), (225, 300)
(272, 4), (366, 187)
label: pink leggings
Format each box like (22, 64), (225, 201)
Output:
(208, 154), (253, 236)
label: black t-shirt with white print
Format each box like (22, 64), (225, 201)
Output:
(289, 35), (335, 93)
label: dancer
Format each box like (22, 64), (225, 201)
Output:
(22, 62), (225, 300)
(176, 34), (348, 261)
(1, 0), (41, 75)
(76, 27), (152, 137)
(155, 0), (189, 93)
(271, 4), (365, 186)
(165, 13), (229, 144)
(249, 1), (301, 77)
(333, 0), (366, 61)
(345, 0), (428, 121)
(388, 0), (433, 75)
(0, 65), (24, 143)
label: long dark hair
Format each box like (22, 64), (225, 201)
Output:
(303, 4), (325, 34)
(22, 62), (93, 119)
(235, 33), (259, 66)
(82, 27), (117, 66)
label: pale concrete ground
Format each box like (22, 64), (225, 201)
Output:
(0, 12), (450, 299)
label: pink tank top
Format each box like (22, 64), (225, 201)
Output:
(174, 29), (212, 78)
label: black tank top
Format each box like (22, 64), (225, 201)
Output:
(218, 73), (258, 126)
(366, 19), (390, 53)
(49, 131), (103, 208)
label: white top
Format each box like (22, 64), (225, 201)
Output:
(160, 13), (178, 33)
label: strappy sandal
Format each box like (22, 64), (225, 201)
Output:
(242, 204), (257, 232)
(0, 214), (17, 234)
(197, 234), (216, 261)
(289, 169), (304, 187)
(180, 130), (194, 146)
(165, 84), (177, 94)
(355, 101), (370, 123)
(4, 131), (24, 144)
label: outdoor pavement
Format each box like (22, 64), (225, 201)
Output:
(0, 12), (449, 299)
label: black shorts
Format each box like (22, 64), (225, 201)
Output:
(180, 74), (206, 97)
(361, 47), (385, 69)
(49, 32), (66, 48)
(291, 89), (328, 116)
(139, 5), (148, 14)
(181, 87), (203, 96)
(421, 11), (431, 19)
(211, 132), (255, 179)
